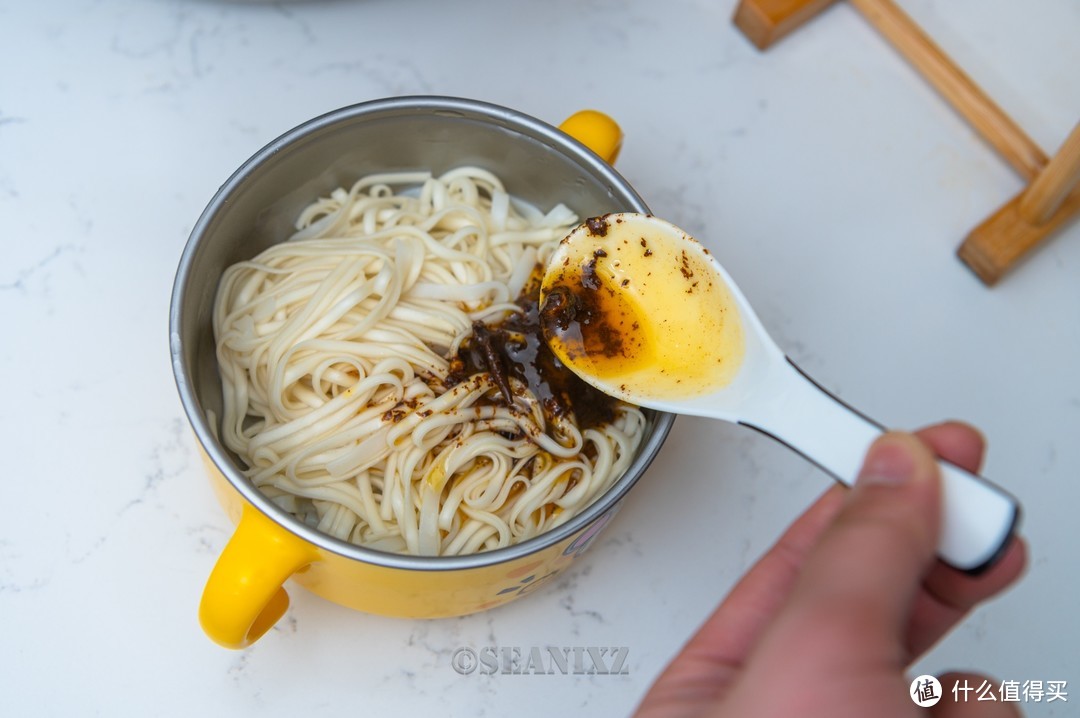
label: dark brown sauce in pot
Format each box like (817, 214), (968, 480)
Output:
(446, 265), (622, 432)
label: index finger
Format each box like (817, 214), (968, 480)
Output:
(906, 423), (1027, 658)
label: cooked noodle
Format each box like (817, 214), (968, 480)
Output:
(213, 167), (646, 555)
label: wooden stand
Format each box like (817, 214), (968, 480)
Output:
(733, 0), (1080, 286)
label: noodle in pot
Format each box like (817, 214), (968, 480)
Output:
(213, 167), (646, 556)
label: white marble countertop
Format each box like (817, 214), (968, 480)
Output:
(3, 0), (1078, 715)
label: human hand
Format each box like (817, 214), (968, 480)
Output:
(635, 422), (1027, 717)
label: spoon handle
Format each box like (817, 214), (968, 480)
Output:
(742, 359), (1020, 574)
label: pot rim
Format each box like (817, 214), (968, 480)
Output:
(169, 95), (675, 571)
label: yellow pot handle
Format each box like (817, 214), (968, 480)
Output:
(200, 504), (315, 649)
(559, 110), (624, 164)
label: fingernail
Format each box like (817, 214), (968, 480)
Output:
(857, 434), (918, 487)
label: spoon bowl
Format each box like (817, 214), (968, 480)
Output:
(540, 213), (1019, 573)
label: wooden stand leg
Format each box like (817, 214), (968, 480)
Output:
(958, 122), (1080, 285)
(1019, 122), (1080, 224)
(732, 0), (840, 50)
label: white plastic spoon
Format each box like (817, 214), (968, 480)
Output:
(540, 212), (1019, 573)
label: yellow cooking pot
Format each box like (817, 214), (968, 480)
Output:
(170, 97), (674, 649)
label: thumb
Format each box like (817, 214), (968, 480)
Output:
(785, 432), (944, 645)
